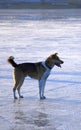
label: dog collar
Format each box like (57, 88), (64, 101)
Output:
(45, 62), (52, 70)
(42, 62), (51, 70)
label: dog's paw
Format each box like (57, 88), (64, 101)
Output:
(19, 95), (24, 98)
(40, 96), (46, 100)
(14, 96), (18, 99)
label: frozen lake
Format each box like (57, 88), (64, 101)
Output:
(0, 9), (81, 130)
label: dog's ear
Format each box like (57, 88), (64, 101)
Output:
(51, 53), (58, 58)
(55, 53), (58, 56)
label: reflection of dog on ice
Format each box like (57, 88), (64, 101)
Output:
(8, 53), (64, 100)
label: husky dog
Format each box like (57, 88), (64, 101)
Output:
(8, 53), (64, 99)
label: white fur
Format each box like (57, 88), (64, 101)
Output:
(39, 62), (51, 99)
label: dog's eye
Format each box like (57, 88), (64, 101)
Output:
(56, 56), (59, 60)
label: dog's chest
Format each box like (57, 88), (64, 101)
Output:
(41, 62), (51, 78)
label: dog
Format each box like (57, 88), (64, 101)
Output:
(7, 53), (64, 100)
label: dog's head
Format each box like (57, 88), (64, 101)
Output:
(45, 53), (64, 69)
(52, 53), (64, 67)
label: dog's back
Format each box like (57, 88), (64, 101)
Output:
(8, 56), (46, 79)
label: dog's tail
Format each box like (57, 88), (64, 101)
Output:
(7, 56), (18, 68)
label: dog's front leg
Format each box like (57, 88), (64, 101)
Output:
(39, 68), (50, 100)
(39, 78), (46, 100)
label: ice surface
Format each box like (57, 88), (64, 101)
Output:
(0, 9), (81, 130)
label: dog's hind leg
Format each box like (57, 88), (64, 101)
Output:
(13, 86), (17, 99)
(17, 76), (25, 98)
(13, 69), (24, 99)
(13, 83), (19, 99)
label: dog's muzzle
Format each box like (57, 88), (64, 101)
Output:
(56, 60), (64, 68)
(59, 60), (64, 67)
